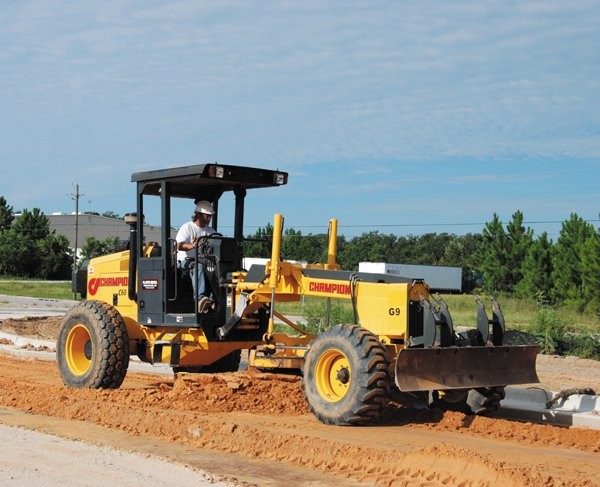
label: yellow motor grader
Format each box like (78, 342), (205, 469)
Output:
(59, 163), (539, 425)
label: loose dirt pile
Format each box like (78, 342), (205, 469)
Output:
(0, 315), (62, 340)
(0, 316), (599, 486)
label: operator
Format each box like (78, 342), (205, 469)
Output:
(176, 200), (216, 313)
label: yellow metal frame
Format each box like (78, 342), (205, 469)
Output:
(232, 214), (427, 345)
(84, 212), (422, 371)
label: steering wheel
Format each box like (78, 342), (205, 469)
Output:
(196, 232), (223, 256)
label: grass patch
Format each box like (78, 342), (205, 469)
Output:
(0, 279), (75, 300)
(442, 293), (599, 332)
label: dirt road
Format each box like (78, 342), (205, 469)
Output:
(0, 315), (599, 486)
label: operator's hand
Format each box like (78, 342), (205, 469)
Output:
(180, 238), (198, 251)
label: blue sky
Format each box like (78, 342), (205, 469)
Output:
(1, 1), (598, 239)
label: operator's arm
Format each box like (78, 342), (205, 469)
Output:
(176, 222), (197, 252)
(177, 239), (196, 251)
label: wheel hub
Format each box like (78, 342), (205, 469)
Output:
(315, 348), (351, 402)
(336, 367), (350, 384)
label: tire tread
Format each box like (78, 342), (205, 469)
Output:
(57, 300), (129, 389)
(302, 324), (390, 425)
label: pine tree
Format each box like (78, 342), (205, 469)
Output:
(551, 213), (594, 310)
(0, 196), (13, 231)
(581, 226), (600, 314)
(505, 210), (533, 291)
(12, 208), (50, 241)
(515, 231), (553, 301)
(476, 213), (510, 292)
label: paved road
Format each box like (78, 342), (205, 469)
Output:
(0, 294), (307, 323)
(0, 422), (231, 487)
(0, 294), (77, 319)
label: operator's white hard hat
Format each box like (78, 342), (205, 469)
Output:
(195, 200), (214, 215)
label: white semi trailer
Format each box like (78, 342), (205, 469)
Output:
(358, 262), (462, 293)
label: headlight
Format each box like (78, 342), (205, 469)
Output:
(208, 165), (225, 178)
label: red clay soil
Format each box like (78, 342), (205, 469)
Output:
(0, 317), (599, 486)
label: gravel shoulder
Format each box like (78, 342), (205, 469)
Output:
(0, 421), (231, 487)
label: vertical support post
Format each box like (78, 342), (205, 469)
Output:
(125, 213), (138, 302)
(266, 213), (284, 339)
(233, 188), (246, 240)
(269, 214), (283, 289)
(325, 218), (339, 270)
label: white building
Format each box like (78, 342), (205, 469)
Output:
(47, 213), (167, 252)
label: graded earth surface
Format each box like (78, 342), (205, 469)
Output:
(0, 314), (599, 486)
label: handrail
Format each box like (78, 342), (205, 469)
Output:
(167, 238), (178, 302)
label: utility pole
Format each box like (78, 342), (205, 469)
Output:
(70, 183), (83, 267)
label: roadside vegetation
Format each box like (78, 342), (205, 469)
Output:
(0, 279), (74, 300)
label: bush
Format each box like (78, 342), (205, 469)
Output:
(560, 333), (600, 360)
(302, 299), (356, 335)
(530, 305), (570, 355)
(529, 303), (600, 359)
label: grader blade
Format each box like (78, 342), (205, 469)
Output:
(394, 345), (540, 392)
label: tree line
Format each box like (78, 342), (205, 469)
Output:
(244, 210), (600, 314)
(1, 195), (598, 313)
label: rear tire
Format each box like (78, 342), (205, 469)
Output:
(302, 324), (390, 425)
(57, 301), (129, 389)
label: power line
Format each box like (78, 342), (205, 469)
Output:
(236, 218), (600, 230)
(289, 219), (600, 229)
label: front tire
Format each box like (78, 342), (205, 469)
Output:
(57, 301), (129, 389)
(302, 324), (390, 425)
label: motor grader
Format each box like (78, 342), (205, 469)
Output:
(59, 163), (539, 425)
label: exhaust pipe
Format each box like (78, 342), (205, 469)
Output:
(124, 213), (138, 302)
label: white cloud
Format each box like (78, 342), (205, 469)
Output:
(0, 0), (598, 232)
